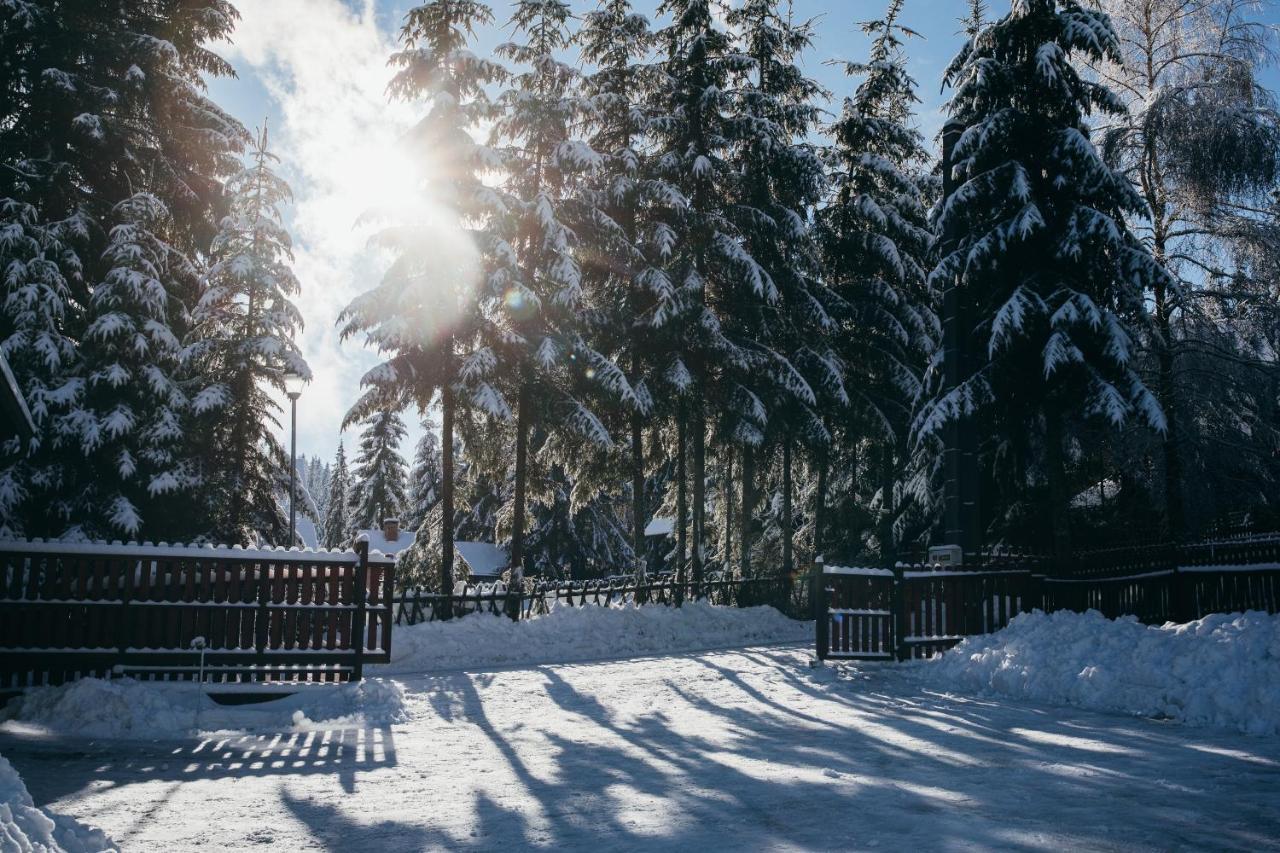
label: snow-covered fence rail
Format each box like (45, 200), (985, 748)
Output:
(816, 540), (1280, 662)
(0, 539), (397, 689)
(393, 573), (806, 626)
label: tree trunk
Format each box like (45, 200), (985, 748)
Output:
(740, 443), (754, 580)
(631, 410), (646, 596)
(814, 450), (828, 560)
(675, 405), (688, 599)
(691, 404), (706, 592)
(782, 436), (793, 578)
(722, 446), (734, 572)
(439, 381), (455, 620)
(1044, 409), (1073, 572)
(879, 443), (897, 569)
(1154, 284), (1185, 540)
(509, 379), (531, 591)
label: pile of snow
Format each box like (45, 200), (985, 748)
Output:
(2, 677), (408, 741)
(382, 600), (811, 674)
(916, 609), (1280, 736)
(0, 754), (116, 851)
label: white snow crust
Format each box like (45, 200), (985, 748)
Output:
(0, 754), (116, 852)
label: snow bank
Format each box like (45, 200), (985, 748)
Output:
(916, 609), (1280, 736)
(1, 677), (408, 741)
(0, 754), (116, 852)
(382, 601), (811, 674)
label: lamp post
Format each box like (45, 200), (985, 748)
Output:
(285, 370), (305, 546)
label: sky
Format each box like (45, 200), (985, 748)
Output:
(206, 0), (1280, 465)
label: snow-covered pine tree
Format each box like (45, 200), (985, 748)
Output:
(347, 409), (409, 531)
(490, 0), (635, 583)
(61, 194), (196, 539)
(0, 0), (247, 538)
(407, 418), (444, 531)
(322, 441), (351, 549)
(725, 0), (831, 579)
(188, 127), (309, 545)
(817, 0), (935, 565)
(1085, 0), (1280, 536)
(577, 0), (671, 587)
(649, 0), (777, 584)
(341, 0), (510, 613)
(918, 0), (1168, 559)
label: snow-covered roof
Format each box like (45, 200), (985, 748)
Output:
(0, 537), (395, 564)
(456, 540), (508, 577)
(357, 527), (416, 557)
(644, 517), (674, 537)
(296, 516), (319, 550)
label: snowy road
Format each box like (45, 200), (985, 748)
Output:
(4, 644), (1280, 852)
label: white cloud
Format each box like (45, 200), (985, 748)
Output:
(223, 0), (425, 462)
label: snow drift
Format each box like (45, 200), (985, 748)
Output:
(917, 609), (1280, 736)
(1, 676), (408, 741)
(0, 754), (116, 852)
(382, 600), (811, 674)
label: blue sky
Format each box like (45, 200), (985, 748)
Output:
(206, 0), (1280, 464)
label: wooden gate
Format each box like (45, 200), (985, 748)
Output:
(0, 538), (397, 688)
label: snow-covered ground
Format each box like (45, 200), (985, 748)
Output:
(913, 609), (1280, 736)
(1, 754), (116, 852)
(1, 642), (1278, 850)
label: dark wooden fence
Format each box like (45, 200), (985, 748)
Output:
(816, 537), (1280, 661)
(0, 539), (397, 688)
(394, 572), (808, 626)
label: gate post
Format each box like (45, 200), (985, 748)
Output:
(352, 540), (369, 682)
(893, 562), (907, 662)
(812, 556), (829, 661)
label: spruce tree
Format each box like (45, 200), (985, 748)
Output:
(63, 194), (195, 538)
(490, 0), (635, 583)
(407, 418), (444, 531)
(347, 409), (409, 531)
(189, 127), (308, 545)
(341, 0), (510, 612)
(918, 0), (1167, 559)
(726, 0), (830, 578)
(818, 0), (935, 564)
(322, 441), (351, 549)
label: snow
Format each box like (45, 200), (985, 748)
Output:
(356, 526), (415, 557)
(0, 754), (116, 852)
(3, 644), (1279, 851)
(382, 602), (812, 675)
(454, 540), (508, 577)
(642, 517), (673, 537)
(1, 677), (408, 741)
(914, 609), (1280, 736)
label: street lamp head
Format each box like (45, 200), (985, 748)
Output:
(284, 369), (305, 400)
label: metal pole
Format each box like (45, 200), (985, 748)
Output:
(289, 393), (298, 546)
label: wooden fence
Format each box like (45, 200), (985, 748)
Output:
(394, 572), (808, 626)
(0, 539), (397, 688)
(816, 537), (1280, 661)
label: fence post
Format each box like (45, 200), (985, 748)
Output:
(812, 557), (829, 661)
(504, 565), (521, 622)
(116, 557), (136, 670)
(254, 557), (271, 682)
(352, 540), (368, 682)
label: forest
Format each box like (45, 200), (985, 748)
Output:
(1, 0), (1277, 593)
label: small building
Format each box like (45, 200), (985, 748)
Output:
(455, 540), (508, 582)
(644, 517), (674, 538)
(359, 517), (416, 557)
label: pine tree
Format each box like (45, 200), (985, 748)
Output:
(407, 418), (444, 531)
(62, 193), (196, 538)
(347, 409), (409, 530)
(577, 0), (668, 587)
(726, 0), (831, 578)
(490, 0), (635, 583)
(341, 0), (510, 613)
(918, 0), (1168, 559)
(322, 441), (351, 549)
(818, 0), (935, 564)
(189, 127), (308, 545)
